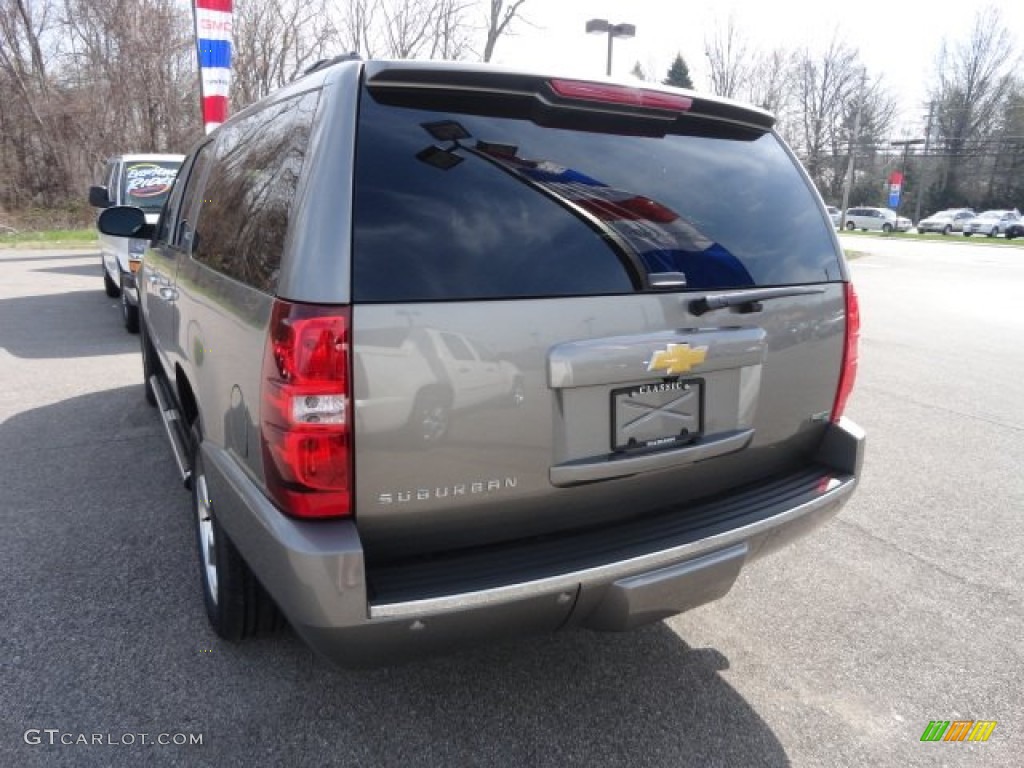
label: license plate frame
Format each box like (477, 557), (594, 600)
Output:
(611, 378), (703, 453)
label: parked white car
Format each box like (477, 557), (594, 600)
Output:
(843, 207), (912, 233)
(917, 208), (974, 235)
(826, 205), (841, 228)
(962, 209), (1021, 237)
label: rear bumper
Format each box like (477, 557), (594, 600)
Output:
(203, 418), (865, 667)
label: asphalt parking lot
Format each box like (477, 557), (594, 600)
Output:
(2, 239), (1022, 767)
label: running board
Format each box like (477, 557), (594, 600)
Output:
(149, 374), (193, 489)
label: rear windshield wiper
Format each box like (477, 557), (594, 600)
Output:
(689, 286), (826, 316)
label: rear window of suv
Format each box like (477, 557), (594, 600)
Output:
(352, 86), (841, 302)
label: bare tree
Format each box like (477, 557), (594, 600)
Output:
(379, 0), (434, 58)
(929, 6), (1017, 206)
(0, 0), (69, 206)
(428, 0), (473, 60)
(792, 35), (861, 190)
(61, 0), (197, 168)
(232, 0), (334, 108)
(481, 0), (526, 62)
(334, 0), (380, 58)
(704, 14), (749, 99)
(746, 47), (795, 117)
(366, 0), (475, 61)
(702, 18), (796, 135)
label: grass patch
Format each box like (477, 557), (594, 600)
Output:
(843, 250), (870, 260)
(0, 228), (98, 249)
(838, 229), (1023, 247)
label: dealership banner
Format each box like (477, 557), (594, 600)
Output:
(193, 0), (233, 133)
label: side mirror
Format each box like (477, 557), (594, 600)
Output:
(89, 185), (112, 208)
(98, 206), (154, 240)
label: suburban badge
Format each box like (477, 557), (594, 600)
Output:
(647, 343), (708, 375)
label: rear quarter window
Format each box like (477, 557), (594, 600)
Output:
(352, 88), (841, 302)
(192, 90), (319, 293)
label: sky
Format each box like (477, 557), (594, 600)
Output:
(491, 0), (1023, 136)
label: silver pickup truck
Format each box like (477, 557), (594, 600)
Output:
(97, 58), (864, 667)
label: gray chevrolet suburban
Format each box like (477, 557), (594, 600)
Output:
(98, 58), (864, 666)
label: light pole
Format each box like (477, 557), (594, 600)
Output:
(891, 138), (925, 222)
(913, 102), (935, 224)
(585, 19), (636, 76)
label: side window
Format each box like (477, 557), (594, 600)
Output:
(441, 333), (475, 361)
(155, 150), (202, 245)
(476, 342), (498, 363)
(192, 89), (319, 293)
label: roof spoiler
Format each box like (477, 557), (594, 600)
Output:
(364, 65), (775, 133)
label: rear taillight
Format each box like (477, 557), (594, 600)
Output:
(261, 300), (352, 518)
(548, 79), (693, 112)
(831, 282), (860, 422)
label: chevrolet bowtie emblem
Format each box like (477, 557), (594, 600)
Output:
(647, 343), (708, 375)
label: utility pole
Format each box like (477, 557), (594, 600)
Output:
(892, 138), (925, 220)
(840, 71), (867, 231)
(913, 101), (935, 224)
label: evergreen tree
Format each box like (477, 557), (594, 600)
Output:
(663, 53), (693, 89)
(630, 61), (646, 81)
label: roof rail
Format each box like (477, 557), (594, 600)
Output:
(301, 53), (362, 78)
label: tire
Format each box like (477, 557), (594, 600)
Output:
(120, 275), (139, 333)
(140, 318), (159, 407)
(191, 423), (281, 641)
(103, 266), (121, 298)
(845, 221), (855, 231)
(409, 389), (451, 445)
(882, 223), (892, 233)
(963, 232), (971, 237)
(942, 225), (951, 235)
